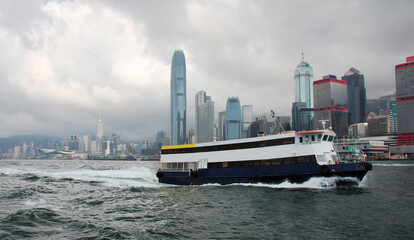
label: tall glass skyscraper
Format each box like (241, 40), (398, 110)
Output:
(225, 97), (241, 140)
(294, 53), (314, 108)
(293, 53), (314, 131)
(341, 67), (366, 125)
(195, 90), (214, 143)
(170, 50), (186, 145)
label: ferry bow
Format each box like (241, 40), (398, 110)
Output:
(156, 130), (372, 185)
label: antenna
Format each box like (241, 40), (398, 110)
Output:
(318, 119), (330, 130)
(301, 50), (304, 62)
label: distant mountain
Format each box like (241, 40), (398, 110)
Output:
(0, 135), (60, 150)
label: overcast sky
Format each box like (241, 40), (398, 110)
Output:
(0, 0), (413, 142)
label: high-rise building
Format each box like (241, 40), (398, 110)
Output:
(195, 90), (214, 143)
(218, 111), (226, 141)
(389, 100), (397, 134)
(225, 97), (241, 140)
(291, 102), (313, 131)
(293, 52), (314, 130)
(97, 113), (104, 140)
(170, 50), (187, 145)
(395, 56), (414, 146)
(242, 105), (253, 138)
(342, 67), (366, 125)
(313, 75), (348, 136)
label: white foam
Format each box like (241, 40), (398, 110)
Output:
(0, 166), (163, 188)
(230, 176), (360, 189)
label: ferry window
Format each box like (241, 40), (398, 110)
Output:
(177, 162), (183, 169)
(297, 157), (308, 163)
(284, 158), (295, 165)
(322, 135), (328, 141)
(311, 135), (315, 142)
(328, 136), (334, 141)
(305, 136), (309, 142)
(172, 163), (177, 169)
(318, 134), (322, 141)
(167, 163), (172, 169)
(300, 137), (303, 143)
(261, 160), (271, 166)
(272, 159), (282, 165)
(222, 162), (229, 168)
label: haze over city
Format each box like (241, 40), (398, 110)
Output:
(0, 0), (413, 141)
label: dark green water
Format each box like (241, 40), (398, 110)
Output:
(0, 160), (413, 239)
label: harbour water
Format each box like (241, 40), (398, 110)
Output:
(0, 159), (413, 239)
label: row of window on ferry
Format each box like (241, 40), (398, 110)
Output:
(299, 134), (334, 143)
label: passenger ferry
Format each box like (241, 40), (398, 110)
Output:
(156, 130), (372, 185)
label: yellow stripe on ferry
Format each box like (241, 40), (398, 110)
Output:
(162, 144), (196, 150)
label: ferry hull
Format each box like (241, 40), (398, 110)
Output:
(157, 162), (372, 186)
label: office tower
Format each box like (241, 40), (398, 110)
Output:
(195, 90), (214, 143)
(170, 50), (187, 145)
(225, 96), (242, 140)
(218, 111), (226, 141)
(293, 52), (314, 130)
(292, 102), (313, 131)
(156, 131), (166, 143)
(313, 75), (348, 136)
(188, 129), (195, 144)
(242, 105), (253, 138)
(97, 114), (104, 140)
(367, 112), (390, 136)
(389, 100), (397, 134)
(395, 56), (414, 146)
(342, 67), (366, 125)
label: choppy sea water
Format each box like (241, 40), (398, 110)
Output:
(0, 159), (413, 239)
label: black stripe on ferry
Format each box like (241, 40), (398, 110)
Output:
(162, 137), (295, 155)
(207, 155), (317, 168)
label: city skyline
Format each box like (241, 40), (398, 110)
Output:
(0, 1), (413, 141)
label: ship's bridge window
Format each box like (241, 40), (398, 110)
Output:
(318, 134), (322, 141)
(328, 136), (334, 141)
(322, 135), (328, 141)
(311, 135), (315, 142)
(300, 137), (303, 143)
(305, 135), (309, 142)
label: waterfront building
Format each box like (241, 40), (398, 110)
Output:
(225, 97), (242, 140)
(342, 67), (366, 125)
(195, 91), (214, 143)
(188, 129), (195, 144)
(293, 53), (314, 130)
(218, 111), (226, 141)
(170, 50), (187, 145)
(249, 115), (272, 137)
(367, 112), (390, 136)
(242, 105), (253, 138)
(292, 102), (313, 131)
(395, 56), (414, 148)
(349, 123), (368, 138)
(389, 100), (397, 134)
(313, 75), (348, 136)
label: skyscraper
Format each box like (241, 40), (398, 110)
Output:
(342, 67), (366, 125)
(294, 53), (314, 107)
(97, 113), (104, 140)
(170, 50), (187, 145)
(313, 75), (348, 136)
(395, 56), (414, 147)
(218, 111), (226, 141)
(242, 105), (253, 138)
(225, 97), (241, 140)
(293, 53), (314, 131)
(195, 90), (214, 143)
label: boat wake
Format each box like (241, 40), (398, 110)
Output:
(231, 176), (361, 189)
(373, 163), (413, 167)
(0, 167), (162, 188)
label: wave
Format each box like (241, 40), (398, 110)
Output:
(229, 176), (361, 189)
(0, 167), (162, 188)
